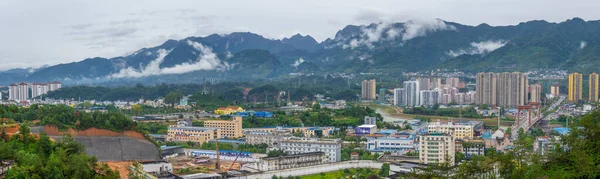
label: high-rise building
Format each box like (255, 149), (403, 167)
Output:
(17, 83), (29, 102)
(31, 83), (49, 98)
(589, 73), (599, 102)
(419, 133), (455, 166)
(361, 79), (376, 100)
(379, 88), (386, 101)
(419, 89), (440, 106)
(476, 72), (497, 106)
(8, 84), (18, 101)
(48, 81), (62, 91)
(440, 87), (458, 104)
(530, 84), (542, 103)
(568, 73), (583, 102)
(203, 116), (243, 138)
(403, 81), (420, 107)
(430, 77), (442, 89)
(393, 88), (405, 106)
(476, 72), (528, 108)
(551, 84), (560, 98)
(465, 91), (476, 104)
(446, 77), (460, 88)
(418, 77), (430, 90)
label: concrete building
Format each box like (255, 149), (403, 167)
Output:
(366, 133), (415, 154)
(167, 126), (220, 144)
(31, 83), (49, 98)
(271, 137), (342, 162)
(534, 136), (557, 156)
(17, 83), (29, 102)
(427, 121), (474, 139)
(476, 72), (528, 107)
(253, 152), (328, 171)
(589, 73), (599, 102)
(355, 125), (378, 135)
(419, 133), (455, 166)
(245, 130), (289, 145)
(8, 84), (18, 101)
(393, 88), (405, 106)
(440, 87), (458, 104)
(419, 89), (440, 107)
(204, 116), (243, 138)
(446, 77), (460, 88)
(48, 81), (62, 91)
(568, 72), (583, 102)
(551, 84), (560, 98)
(460, 139), (485, 158)
(364, 116), (377, 125)
(430, 77), (442, 89)
(129, 161), (178, 179)
(361, 79), (377, 100)
(403, 80), (420, 107)
(530, 84), (542, 103)
(243, 127), (334, 138)
(418, 77), (430, 90)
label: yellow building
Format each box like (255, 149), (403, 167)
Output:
(204, 116), (243, 138)
(589, 73), (599, 102)
(427, 121), (474, 139)
(419, 133), (455, 166)
(167, 126), (220, 144)
(568, 73), (583, 102)
(214, 106), (245, 115)
(361, 79), (376, 100)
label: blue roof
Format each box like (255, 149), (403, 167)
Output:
(376, 129), (398, 134)
(482, 131), (492, 139)
(552, 127), (570, 135)
(160, 146), (183, 150)
(192, 150), (252, 155)
(209, 139), (245, 144)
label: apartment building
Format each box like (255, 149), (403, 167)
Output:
(427, 121), (474, 139)
(403, 80), (420, 107)
(530, 84), (542, 103)
(393, 88), (405, 106)
(364, 116), (377, 125)
(476, 72), (528, 107)
(458, 139), (485, 157)
(446, 77), (460, 88)
(252, 152), (328, 171)
(419, 133), (455, 166)
(245, 130), (289, 145)
(476, 72), (497, 105)
(361, 79), (377, 100)
(271, 137), (342, 162)
(243, 127), (334, 138)
(418, 77), (431, 90)
(568, 72), (583, 102)
(203, 116), (243, 138)
(167, 126), (220, 144)
(551, 84), (560, 97)
(589, 73), (599, 102)
(419, 89), (440, 107)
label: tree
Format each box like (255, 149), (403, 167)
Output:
(164, 92), (181, 107)
(312, 103), (321, 111)
(379, 163), (390, 177)
(131, 104), (142, 115)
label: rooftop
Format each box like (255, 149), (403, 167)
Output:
(262, 152), (326, 160)
(168, 126), (219, 132)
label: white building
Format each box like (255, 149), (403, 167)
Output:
(251, 152), (328, 171)
(48, 81), (62, 91)
(419, 133), (455, 166)
(366, 134), (415, 154)
(31, 83), (49, 98)
(419, 89), (440, 107)
(8, 84), (17, 101)
(364, 116), (377, 125)
(271, 137), (342, 162)
(393, 88), (405, 106)
(403, 81), (420, 107)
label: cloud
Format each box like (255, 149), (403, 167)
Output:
(109, 40), (229, 78)
(291, 58), (305, 68)
(342, 19), (456, 49)
(402, 19), (456, 41)
(447, 40), (507, 57)
(580, 41), (587, 49)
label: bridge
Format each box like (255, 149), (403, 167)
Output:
(511, 102), (542, 138)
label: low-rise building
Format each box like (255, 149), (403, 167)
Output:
(214, 106), (244, 115)
(270, 137), (342, 162)
(355, 125), (378, 135)
(251, 152), (328, 171)
(366, 133), (415, 154)
(204, 116), (243, 138)
(364, 116), (377, 125)
(427, 121), (474, 139)
(167, 126), (220, 144)
(419, 133), (455, 166)
(534, 136), (558, 155)
(243, 126), (334, 138)
(129, 161), (178, 179)
(461, 139), (485, 158)
(245, 130), (289, 145)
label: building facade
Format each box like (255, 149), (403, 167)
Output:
(446, 77), (460, 88)
(393, 88), (405, 106)
(214, 106), (244, 115)
(403, 80), (420, 107)
(418, 77), (430, 90)
(204, 116), (243, 138)
(245, 130), (289, 145)
(419, 89), (440, 107)
(272, 137), (342, 162)
(427, 121), (474, 139)
(476, 72), (528, 107)
(364, 116), (377, 125)
(419, 133), (455, 166)
(366, 135), (415, 154)
(568, 72), (583, 102)
(167, 126), (220, 144)
(530, 84), (542, 103)
(361, 79), (377, 100)
(589, 73), (599, 102)
(551, 84), (560, 98)
(253, 152), (328, 171)
(476, 72), (497, 106)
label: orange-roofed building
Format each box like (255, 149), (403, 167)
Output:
(214, 106), (244, 115)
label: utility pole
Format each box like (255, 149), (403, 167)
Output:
(215, 138), (220, 171)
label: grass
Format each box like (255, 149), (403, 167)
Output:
(298, 168), (380, 179)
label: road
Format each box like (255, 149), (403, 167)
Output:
(512, 96), (566, 138)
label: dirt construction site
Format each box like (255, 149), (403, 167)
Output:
(167, 155), (244, 174)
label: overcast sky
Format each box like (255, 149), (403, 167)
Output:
(1, 0), (599, 70)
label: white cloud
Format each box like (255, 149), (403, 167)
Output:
(291, 58), (305, 68)
(580, 41), (587, 49)
(109, 40), (229, 78)
(447, 40), (507, 57)
(342, 19), (456, 49)
(402, 19), (456, 41)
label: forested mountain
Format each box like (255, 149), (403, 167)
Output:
(2, 17), (600, 85)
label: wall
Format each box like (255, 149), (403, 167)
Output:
(230, 160), (399, 179)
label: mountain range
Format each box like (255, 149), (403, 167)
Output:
(1, 17), (599, 86)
